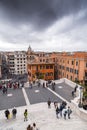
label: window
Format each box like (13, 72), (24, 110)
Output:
(74, 69), (78, 74)
(76, 61), (78, 66)
(50, 65), (53, 69)
(72, 61), (74, 65)
(40, 65), (42, 69)
(66, 67), (69, 71)
(40, 59), (42, 62)
(46, 65), (49, 69)
(43, 66), (45, 69)
(70, 68), (73, 73)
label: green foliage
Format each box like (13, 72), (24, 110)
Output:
(83, 91), (87, 99)
(38, 74), (44, 79)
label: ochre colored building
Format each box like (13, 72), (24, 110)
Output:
(57, 52), (87, 85)
(27, 46), (87, 85)
(27, 46), (54, 82)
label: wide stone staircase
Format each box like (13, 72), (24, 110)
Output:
(0, 103), (87, 130)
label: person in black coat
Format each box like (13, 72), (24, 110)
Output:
(47, 98), (51, 108)
(56, 106), (60, 118)
(12, 107), (17, 119)
(5, 109), (10, 119)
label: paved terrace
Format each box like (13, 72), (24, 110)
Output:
(0, 78), (87, 130)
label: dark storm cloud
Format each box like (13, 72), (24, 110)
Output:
(0, 0), (87, 30)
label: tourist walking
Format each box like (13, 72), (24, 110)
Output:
(63, 107), (67, 120)
(74, 84), (78, 93)
(43, 82), (45, 88)
(5, 109), (10, 119)
(33, 122), (39, 130)
(47, 98), (51, 108)
(27, 124), (33, 130)
(67, 106), (72, 119)
(56, 106), (60, 118)
(59, 103), (64, 117)
(71, 90), (75, 97)
(54, 101), (58, 109)
(30, 83), (32, 89)
(2, 86), (7, 94)
(24, 109), (28, 121)
(12, 107), (17, 119)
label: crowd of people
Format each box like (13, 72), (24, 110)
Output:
(0, 81), (24, 94)
(4, 100), (72, 130)
(29, 80), (56, 90)
(47, 98), (72, 120)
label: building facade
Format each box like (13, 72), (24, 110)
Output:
(8, 51), (27, 76)
(27, 46), (55, 82)
(57, 52), (87, 85)
(27, 47), (87, 85)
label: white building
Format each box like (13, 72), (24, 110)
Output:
(8, 51), (27, 75)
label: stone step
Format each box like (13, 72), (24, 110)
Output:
(0, 103), (87, 130)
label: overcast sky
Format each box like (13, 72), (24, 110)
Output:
(0, 0), (87, 52)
